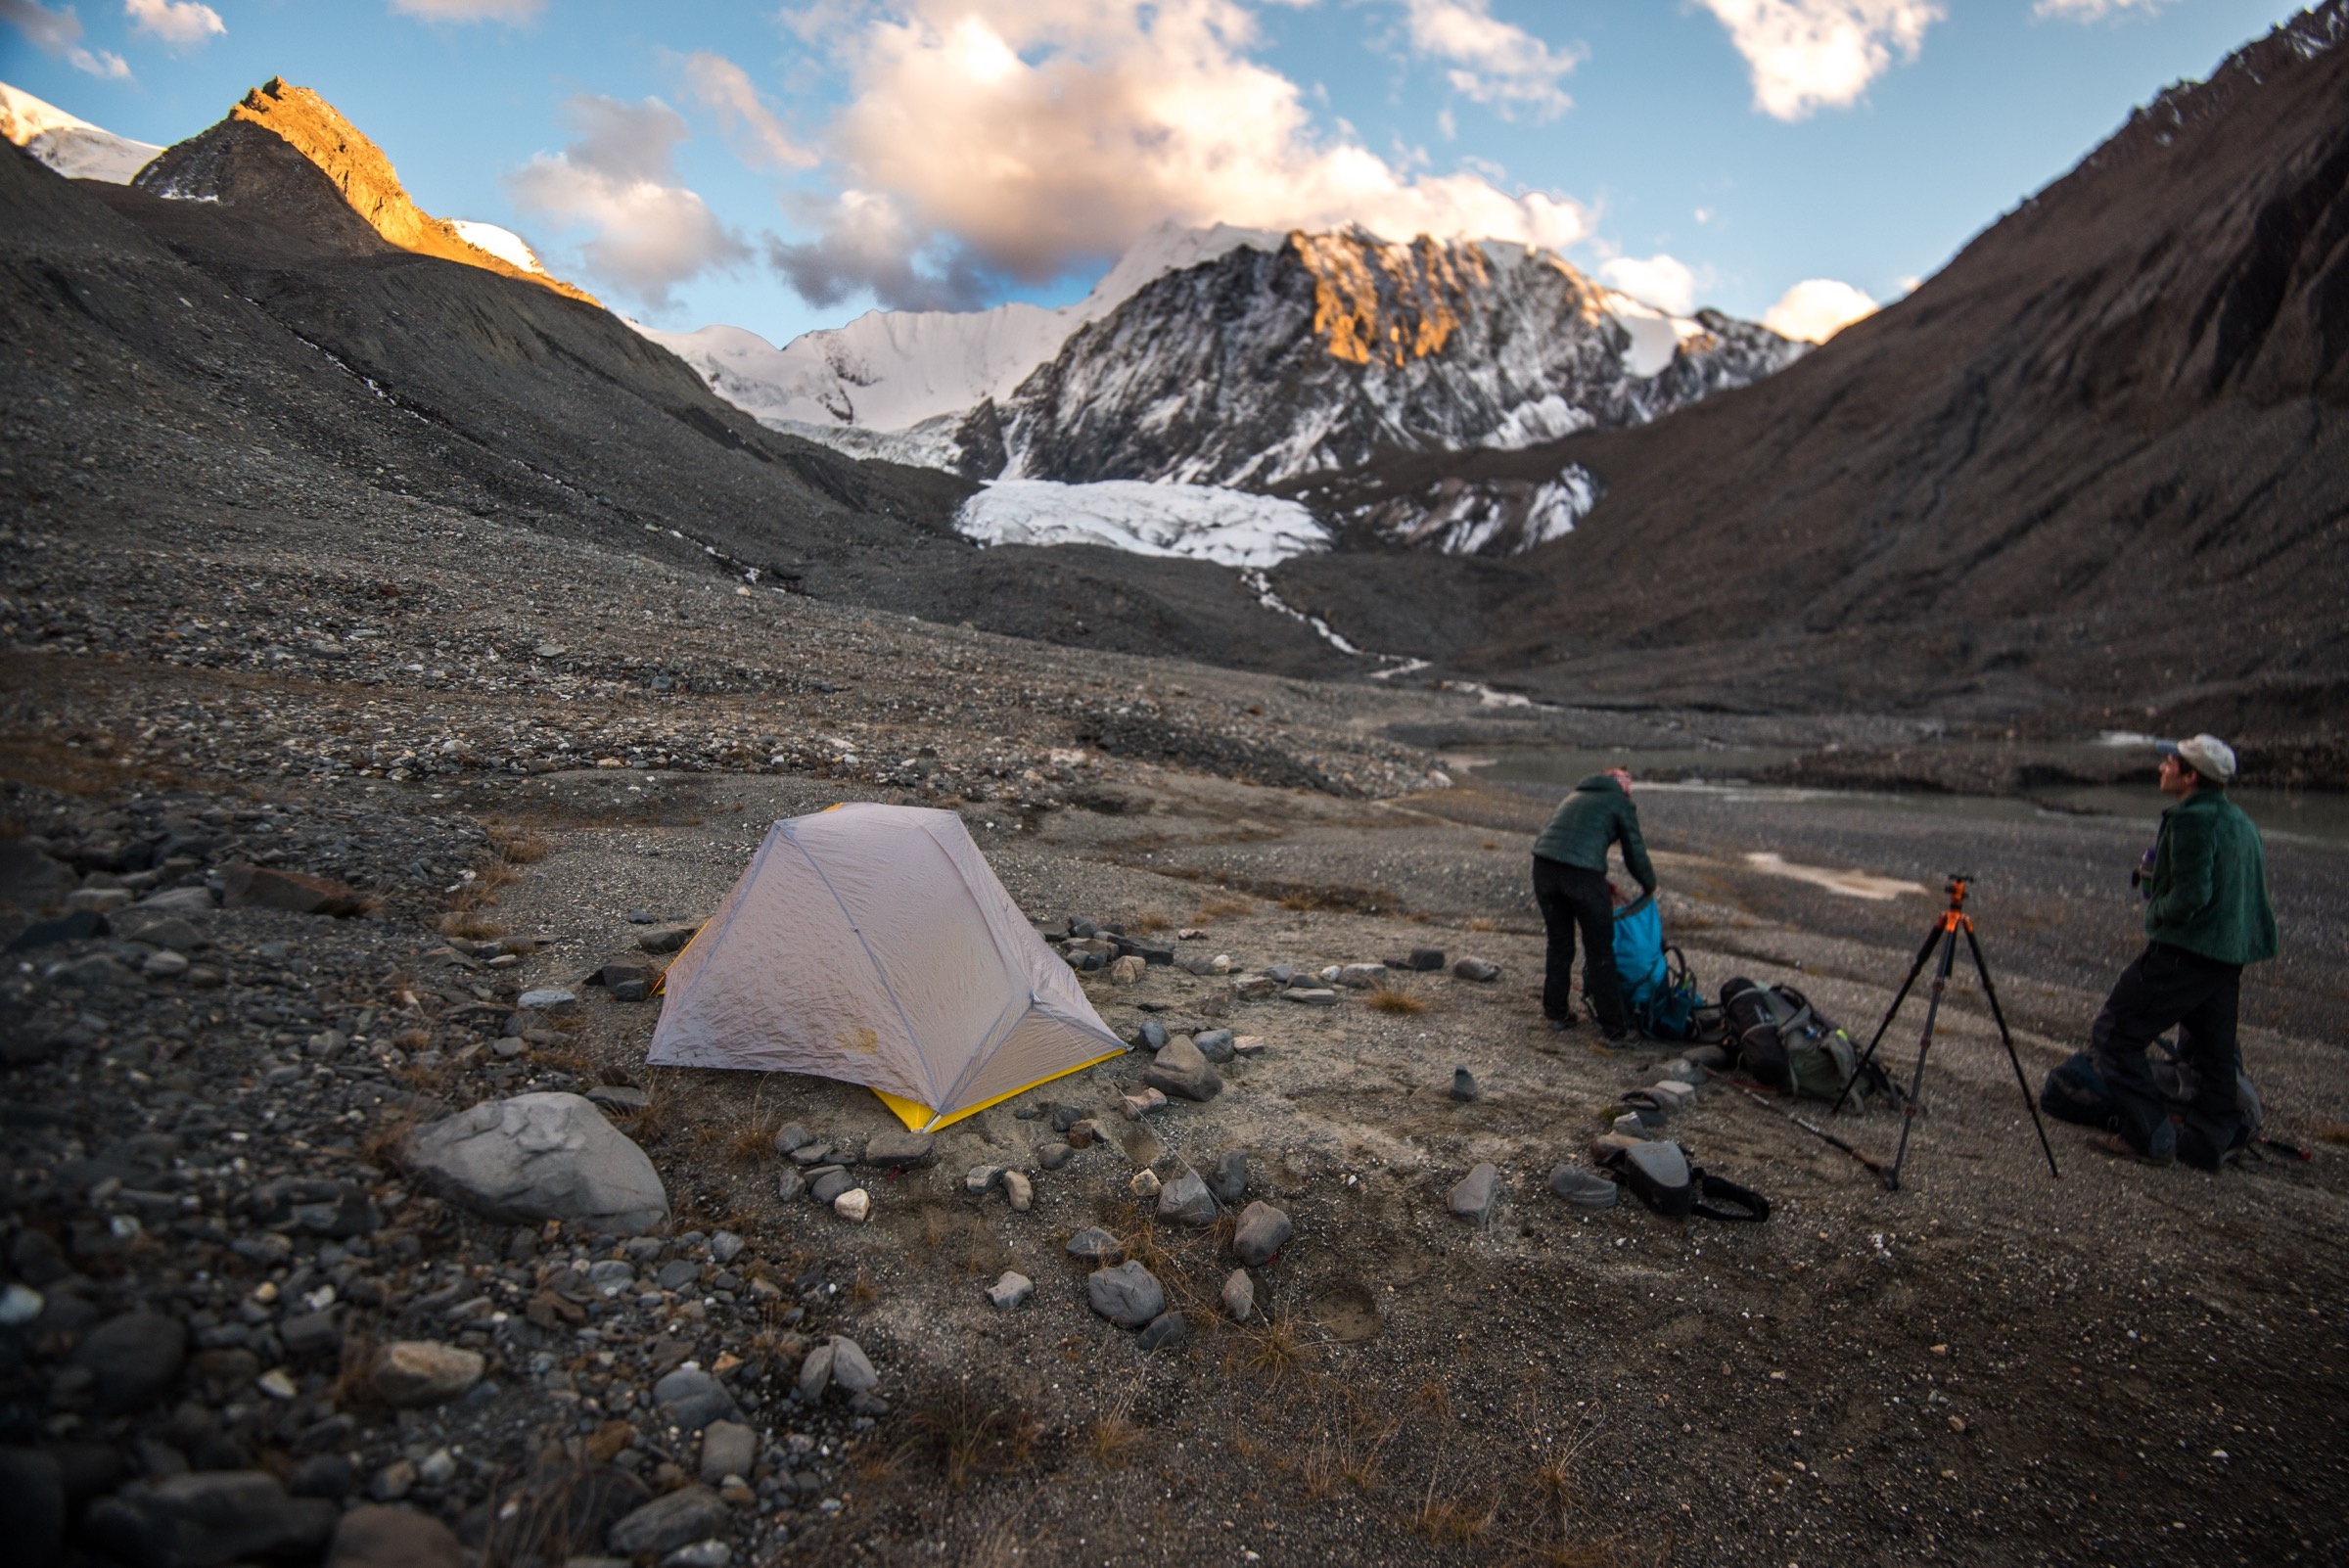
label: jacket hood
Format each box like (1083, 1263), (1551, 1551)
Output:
(1574, 773), (1625, 796)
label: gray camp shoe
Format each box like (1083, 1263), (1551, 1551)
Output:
(1547, 1166), (1619, 1208)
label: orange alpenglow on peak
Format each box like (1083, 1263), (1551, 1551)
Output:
(230, 77), (598, 306)
(1293, 229), (1497, 368)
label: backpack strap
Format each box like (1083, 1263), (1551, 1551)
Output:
(1688, 1169), (1771, 1222)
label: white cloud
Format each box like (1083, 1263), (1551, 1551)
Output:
(1696, 0), (1942, 120)
(508, 96), (752, 310)
(124, 0), (222, 48)
(2032, 0), (2165, 20)
(1399, 0), (1582, 120)
(389, 0), (542, 22)
(1599, 253), (1698, 316)
(2, 0), (133, 78)
(1763, 277), (1877, 342)
(780, 0), (1589, 305)
(682, 51), (817, 170)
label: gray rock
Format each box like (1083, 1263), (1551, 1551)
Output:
(964, 1164), (1004, 1196)
(1065, 1227), (1124, 1265)
(1451, 956), (1500, 983)
(654, 1366), (741, 1433)
(608, 1487), (730, 1556)
(404, 1093), (668, 1233)
(771, 1122), (812, 1154)
(516, 988), (577, 1013)
(1231, 1201), (1292, 1267)
(1001, 1170), (1033, 1212)
(368, 1460), (415, 1502)
(697, 1420), (757, 1484)
(0, 1448), (62, 1568)
(70, 1310), (185, 1413)
(1451, 1066), (1479, 1102)
(141, 949), (191, 978)
(368, 1342), (484, 1407)
(1141, 1035), (1221, 1102)
(1334, 963), (1386, 989)
(1406, 946), (1447, 971)
(1036, 1141), (1076, 1171)
(1207, 1150), (1249, 1206)
(774, 1169), (806, 1203)
(987, 1271), (1034, 1310)
(1086, 1262), (1165, 1328)
(1137, 1018), (1169, 1050)
(326, 1504), (466, 1568)
(862, 1130), (936, 1168)
(638, 924), (701, 955)
(1048, 1103), (1087, 1132)
(656, 1260), (701, 1291)
(828, 1337), (878, 1394)
(708, 1230), (745, 1265)
(1139, 1312), (1189, 1352)
(1193, 1028), (1236, 1062)
(279, 1309), (341, 1358)
(1450, 1163), (1500, 1226)
(807, 1168), (854, 1206)
(82, 1471), (337, 1568)
(287, 1454), (354, 1501)
(663, 1543), (731, 1568)
(588, 1260), (636, 1296)
(788, 1142), (833, 1167)
(796, 1342), (834, 1402)
(1547, 1166), (1620, 1208)
(1281, 988), (1338, 1006)
(1155, 1168), (1218, 1226)
(112, 911), (203, 949)
(132, 886), (217, 914)
(1221, 1268), (1256, 1322)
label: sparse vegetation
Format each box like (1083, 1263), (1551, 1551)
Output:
(439, 909), (506, 940)
(1367, 978), (1428, 1014)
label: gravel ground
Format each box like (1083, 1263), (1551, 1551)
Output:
(4, 476), (2346, 1568)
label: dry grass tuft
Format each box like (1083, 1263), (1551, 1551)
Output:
(2312, 1121), (2349, 1147)
(1085, 1409), (1145, 1468)
(730, 1125), (774, 1165)
(1412, 1488), (1498, 1545)
(1366, 979), (1428, 1015)
(393, 1028), (433, 1052)
(491, 828), (550, 864)
(440, 910), (507, 940)
(1130, 912), (1174, 934)
(1278, 893), (1316, 911)
(1465, 916), (1497, 933)
(1239, 1317), (1313, 1386)
(1192, 896), (1254, 921)
(893, 1379), (1044, 1488)
(850, 1272), (880, 1306)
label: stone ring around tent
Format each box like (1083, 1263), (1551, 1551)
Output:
(646, 804), (1128, 1131)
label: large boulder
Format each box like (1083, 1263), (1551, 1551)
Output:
(81, 1471), (338, 1568)
(1141, 1036), (1221, 1102)
(403, 1092), (668, 1233)
(0, 842), (76, 910)
(0, 1448), (64, 1568)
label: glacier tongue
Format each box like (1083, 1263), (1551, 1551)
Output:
(955, 480), (1330, 570)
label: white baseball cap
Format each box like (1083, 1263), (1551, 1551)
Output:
(2158, 733), (2236, 783)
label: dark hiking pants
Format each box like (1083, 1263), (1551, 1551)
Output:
(2090, 942), (2246, 1170)
(1533, 855), (1626, 1034)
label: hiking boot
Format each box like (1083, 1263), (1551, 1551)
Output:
(2090, 1130), (2177, 1168)
(1544, 1015), (1579, 1033)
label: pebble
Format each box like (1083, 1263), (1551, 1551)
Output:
(609, 1487), (730, 1556)
(698, 1420), (757, 1484)
(1231, 1201), (1292, 1267)
(1232, 1035), (1267, 1055)
(1128, 1169), (1162, 1200)
(1193, 1028), (1236, 1063)
(864, 1129), (938, 1167)
(964, 1164), (1005, 1196)
(1064, 1120), (1098, 1149)
(834, 1188), (871, 1222)
(1122, 1088), (1169, 1119)
(1036, 1141), (1077, 1171)
(1451, 1066), (1479, 1101)
(1108, 954), (1146, 985)
(515, 988), (577, 1013)
(663, 1544), (731, 1568)
(1221, 1268), (1256, 1322)
(708, 1229), (746, 1265)
(1001, 1170), (1033, 1212)
(774, 1169), (807, 1203)
(141, 948), (191, 978)
(1137, 1018), (1170, 1050)
(828, 1336), (879, 1394)
(1281, 988), (1337, 1007)
(1085, 1262), (1166, 1328)
(987, 1271), (1034, 1310)
(808, 1168), (854, 1205)
(1141, 1034), (1221, 1102)
(1451, 956), (1500, 982)
(772, 1122), (813, 1154)
(367, 1340), (485, 1407)
(1139, 1311), (1188, 1352)
(1207, 1150), (1249, 1206)
(1450, 1163), (1500, 1226)
(1066, 1227), (1124, 1265)
(70, 1310), (186, 1413)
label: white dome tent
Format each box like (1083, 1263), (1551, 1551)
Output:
(646, 804), (1125, 1130)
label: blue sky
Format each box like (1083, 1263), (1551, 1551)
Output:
(1, 0), (2307, 346)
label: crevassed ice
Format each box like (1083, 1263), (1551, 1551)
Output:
(955, 480), (1331, 571)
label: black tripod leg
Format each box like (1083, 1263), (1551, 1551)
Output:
(1832, 917), (1945, 1115)
(1888, 926), (1958, 1191)
(1962, 923), (2061, 1179)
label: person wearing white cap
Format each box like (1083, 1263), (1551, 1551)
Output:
(2088, 733), (2278, 1169)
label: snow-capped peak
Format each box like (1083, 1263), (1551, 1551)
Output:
(631, 220), (1283, 438)
(1, 79), (161, 184)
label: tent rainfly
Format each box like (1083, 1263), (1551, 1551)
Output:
(645, 804), (1126, 1131)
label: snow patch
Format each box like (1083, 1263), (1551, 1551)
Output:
(450, 220), (543, 274)
(957, 480), (1329, 571)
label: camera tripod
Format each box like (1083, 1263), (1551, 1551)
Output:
(1829, 875), (2061, 1190)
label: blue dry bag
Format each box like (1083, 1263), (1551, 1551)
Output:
(1612, 893), (1703, 1040)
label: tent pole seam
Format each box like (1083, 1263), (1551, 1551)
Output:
(780, 815), (940, 1116)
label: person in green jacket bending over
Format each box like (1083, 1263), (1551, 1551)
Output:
(2090, 733), (2279, 1170)
(1531, 768), (1655, 1039)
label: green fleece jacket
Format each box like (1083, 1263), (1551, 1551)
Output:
(1533, 774), (1656, 891)
(2145, 788), (2279, 965)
